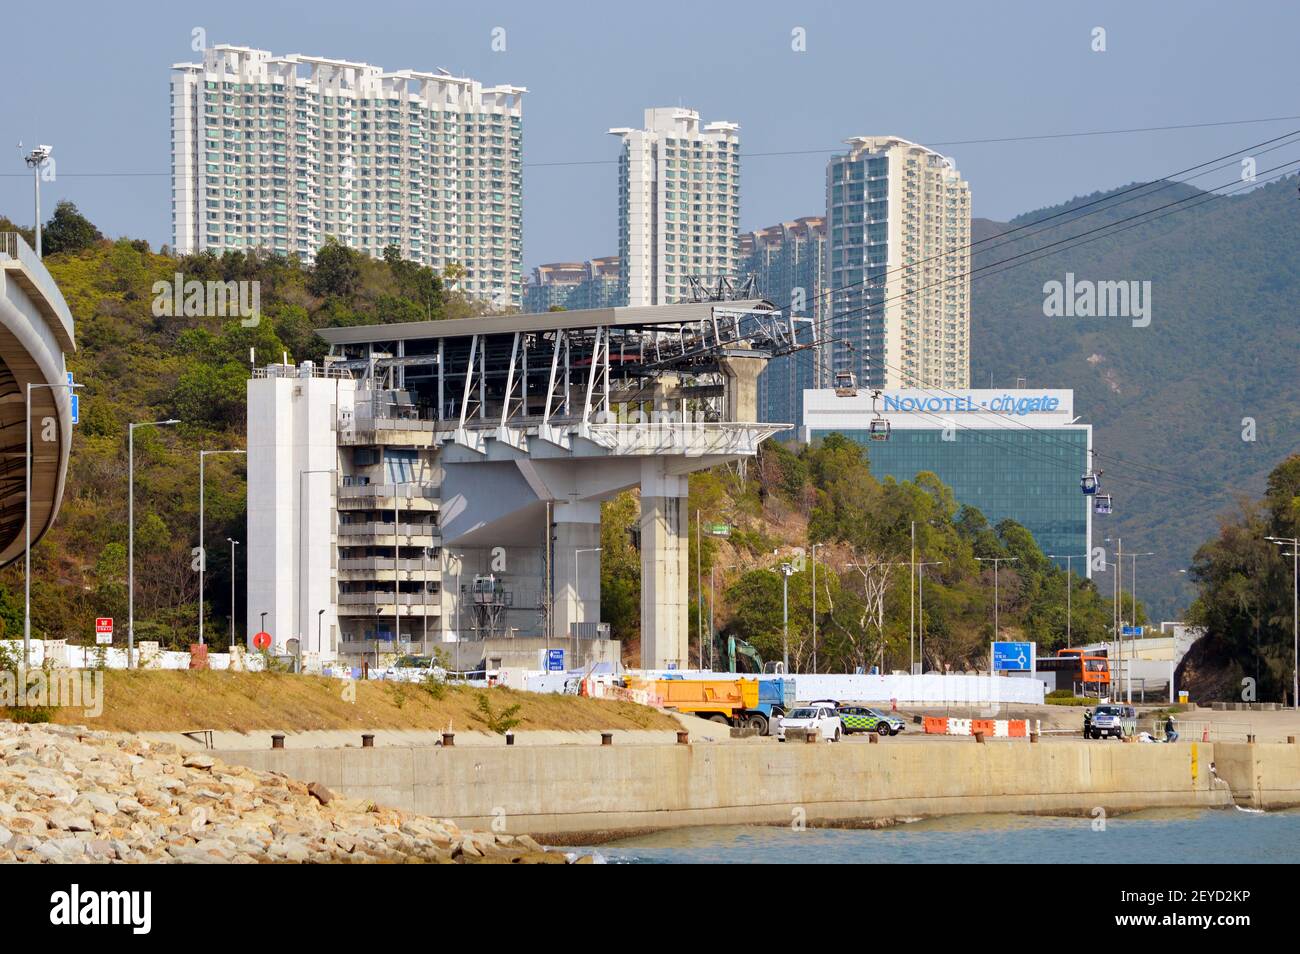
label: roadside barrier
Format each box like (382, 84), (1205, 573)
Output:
(924, 716), (1028, 738)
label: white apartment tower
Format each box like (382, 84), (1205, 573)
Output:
(609, 108), (740, 306)
(826, 136), (971, 390)
(171, 45), (526, 306)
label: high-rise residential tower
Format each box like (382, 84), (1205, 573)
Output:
(738, 217), (827, 433)
(609, 108), (740, 306)
(171, 45), (525, 306)
(826, 136), (971, 390)
(523, 257), (621, 312)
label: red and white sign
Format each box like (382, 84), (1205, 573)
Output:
(94, 617), (113, 645)
(252, 631), (272, 651)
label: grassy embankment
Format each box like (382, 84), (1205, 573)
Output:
(27, 669), (678, 733)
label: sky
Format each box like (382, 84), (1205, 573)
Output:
(2, 0), (1298, 270)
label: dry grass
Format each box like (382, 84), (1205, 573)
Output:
(43, 670), (679, 734)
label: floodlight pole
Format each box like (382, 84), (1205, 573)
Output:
(198, 449), (246, 645)
(129, 419), (181, 668)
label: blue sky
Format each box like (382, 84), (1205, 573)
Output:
(2, 0), (1296, 268)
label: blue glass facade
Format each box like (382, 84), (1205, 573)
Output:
(813, 427), (1091, 565)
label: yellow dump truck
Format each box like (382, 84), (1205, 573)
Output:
(628, 676), (793, 734)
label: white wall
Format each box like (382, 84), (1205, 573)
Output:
(792, 673), (1044, 705)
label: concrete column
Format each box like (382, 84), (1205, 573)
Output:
(718, 346), (765, 423)
(640, 461), (689, 669)
(552, 501), (601, 641)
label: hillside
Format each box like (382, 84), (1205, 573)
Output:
(970, 174), (1300, 619)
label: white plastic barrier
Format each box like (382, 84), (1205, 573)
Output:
(792, 673), (1044, 706)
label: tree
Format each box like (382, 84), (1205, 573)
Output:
(308, 236), (362, 298)
(42, 201), (102, 256)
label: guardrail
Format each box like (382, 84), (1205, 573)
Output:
(0, 231), (76, 349)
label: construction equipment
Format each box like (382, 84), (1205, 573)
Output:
(726, 634), (764, 673)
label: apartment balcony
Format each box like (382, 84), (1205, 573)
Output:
(336, 592), (442, 617)
(337, 557), (442, 584)
(337, 521), (439, 545)
(337, 483), (439, 511)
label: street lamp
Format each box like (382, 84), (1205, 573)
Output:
(1266, 536), (1300, 709)
(810, 543), (822, 674)
(198, 449), (246, 645)
(23, 144), (52, 256)
(775, 561), (797, 673)
(227, 538), (239, 649)
(23, 379), (83, 666)
(1048, 553), (1090, 648)
(298, 469), (336, 660)
(976, 556), (1019, 642)
(128, 419), (181, 668)
(574, 547), (602, 654)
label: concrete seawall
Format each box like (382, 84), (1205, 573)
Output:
(215, 740), (1300, 840)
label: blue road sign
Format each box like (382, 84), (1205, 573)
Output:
(1121, 626), (1144, 636)
(67, 371), (78, 424)
(546, 649), (565, 672)
(992, 640), (1034, 672)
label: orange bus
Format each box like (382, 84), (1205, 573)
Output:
(1038, 648), (1110, 693)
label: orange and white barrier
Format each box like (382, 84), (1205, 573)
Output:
(924, 716), (1028, 738)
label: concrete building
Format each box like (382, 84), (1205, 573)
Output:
(609, 108), (740, 307)
(523, 257), (621, 312)
(738, 218), (827, 435)
(803, 388), (1092, 570)
(826, 136), (971, 390)
(246, 300), (800, 669)
(0, 231), (77, 565)
(171, 45), (525, 307)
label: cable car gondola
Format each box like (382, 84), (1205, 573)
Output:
(868, 389), (890, 441)
(834, 371), (857, 398)
(1080, 470), (1102, 495)
(1093, 494), (1113, 515)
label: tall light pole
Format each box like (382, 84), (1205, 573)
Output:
(128, 419), (181, 668)
(1266, 536), (1300, 709)
(198, 449), (246, 645)
(976, 556), (1019, 642)
(298, 469), (335, 661)
(574, 547), (602, 659)
(910, 521), (916, 674)
(23, 379), (82, 667)
(227, 538), (239, 648)
(916, 561), (943, 673)
(776, 561), (797, 673)
(1048, 553), (1089, 648)
(23, 145), (52, 256)
(810, 543), (822, 674)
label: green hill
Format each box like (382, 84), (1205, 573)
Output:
(970, 174), (1300, 619)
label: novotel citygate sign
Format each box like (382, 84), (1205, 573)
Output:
(882, 391), (1068, 417)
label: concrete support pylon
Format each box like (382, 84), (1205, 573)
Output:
(718, 345), (765, 423)
(640, 460), (689, 669)
(551, 501), (601, 642)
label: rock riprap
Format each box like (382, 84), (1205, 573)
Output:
(0, 723), (579, 864)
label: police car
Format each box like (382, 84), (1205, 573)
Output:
(837, 705), (905, 736)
